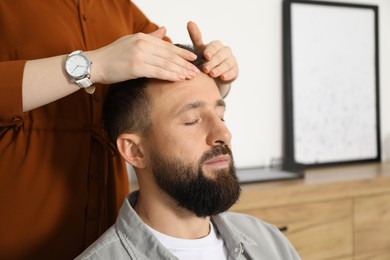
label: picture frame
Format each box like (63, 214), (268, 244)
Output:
(282, 0), (381, 169)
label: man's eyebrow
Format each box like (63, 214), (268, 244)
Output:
(176, 101), (204, 116)
(176, 99), (226, 116)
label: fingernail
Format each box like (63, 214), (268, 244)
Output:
(189, 53), (197, 60)
(178, 74), (186, 80)
(192, 67), (200, 74)
(188, 71), (196, 78)
(204, 65), (210, 73)
(222, 72), (229, 80)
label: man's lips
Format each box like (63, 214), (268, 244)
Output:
(204, 155), (230, 168)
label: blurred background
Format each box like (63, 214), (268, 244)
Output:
(133, 0), (390, 169)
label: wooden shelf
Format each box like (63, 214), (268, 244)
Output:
(232, 162), (390, 210)
(231, 162), (390, 260)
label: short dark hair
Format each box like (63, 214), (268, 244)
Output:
(103, 44), (205, 144)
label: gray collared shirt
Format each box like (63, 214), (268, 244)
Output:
(76, 191), (300, 260)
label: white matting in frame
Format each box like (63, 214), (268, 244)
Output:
(284, 0), (381, 166)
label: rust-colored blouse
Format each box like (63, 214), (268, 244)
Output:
(0, 1), (159, 259)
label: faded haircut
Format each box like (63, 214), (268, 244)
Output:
(103, 44), (205, 145)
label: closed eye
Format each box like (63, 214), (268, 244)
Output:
(184, 119), (200, 126)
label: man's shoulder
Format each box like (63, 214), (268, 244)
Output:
(219, 211), (300, 259)
(75, 225), (128, 260)
(222, 211), (277, 231)
(218, 211), (285, 244)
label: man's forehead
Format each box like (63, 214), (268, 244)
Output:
(146, 73), (222, 108)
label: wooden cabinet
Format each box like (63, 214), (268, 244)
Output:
(241, 200), (353, 260)
(230, 162), (390, 260)
(354, 193), (390, 260)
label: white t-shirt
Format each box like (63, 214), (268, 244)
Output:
(147, 223), (228, 260)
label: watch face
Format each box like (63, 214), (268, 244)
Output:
(65, 54), (90, 79)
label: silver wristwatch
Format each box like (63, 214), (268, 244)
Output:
(64, 50), (95, 94)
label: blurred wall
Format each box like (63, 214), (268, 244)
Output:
(132, 0), (390, 168)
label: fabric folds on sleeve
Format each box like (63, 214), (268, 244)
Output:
(0, 60), (26, 120)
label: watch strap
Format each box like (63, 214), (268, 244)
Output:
(76, 77), (93, 88)
(83, 85), (96, 94)
(76, 77), (95, 94)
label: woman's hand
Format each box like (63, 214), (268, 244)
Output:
(88, 27), (200, 84)
(187, 21), (239, 84)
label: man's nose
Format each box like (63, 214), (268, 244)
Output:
(206, 116), (232, 146)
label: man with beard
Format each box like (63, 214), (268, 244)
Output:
(76, 45), (300, 260)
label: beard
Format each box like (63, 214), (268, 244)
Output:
(150, 145), (241, 218)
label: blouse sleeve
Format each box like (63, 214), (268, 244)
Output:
(130, 2), (171, 42)
(0, 60), (26, 121)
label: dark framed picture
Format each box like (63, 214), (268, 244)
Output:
(282, 0), (381, 168)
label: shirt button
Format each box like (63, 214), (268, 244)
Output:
(234, 248), (239, 253)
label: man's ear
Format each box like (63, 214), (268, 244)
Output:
(116, 133), (147, 169)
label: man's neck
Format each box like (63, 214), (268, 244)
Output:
(134, 183), (211, 239)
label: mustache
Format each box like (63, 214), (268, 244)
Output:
(199, 145), (232, 165)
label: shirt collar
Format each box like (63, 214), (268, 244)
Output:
(115, 191), (256, 259)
